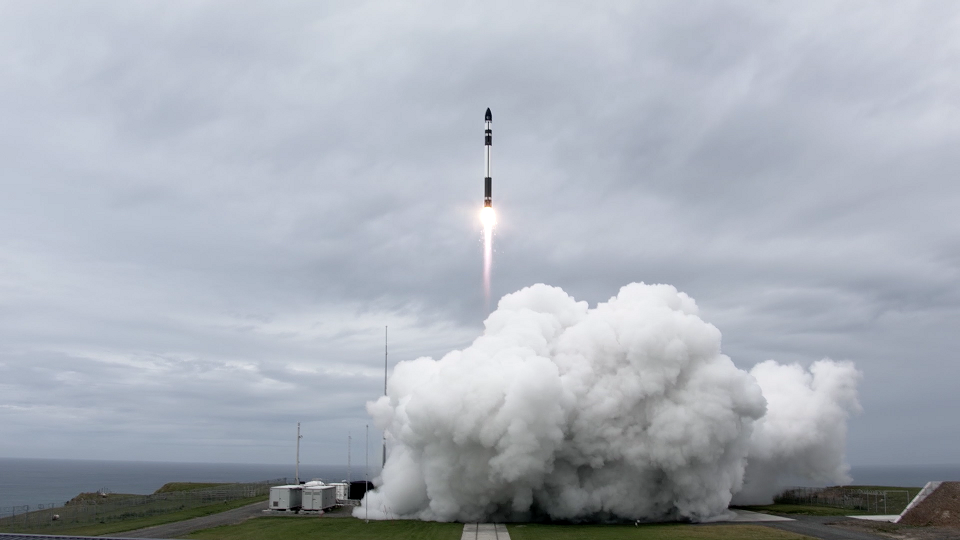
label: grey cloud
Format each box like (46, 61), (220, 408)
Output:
(0, 1), (957, 466)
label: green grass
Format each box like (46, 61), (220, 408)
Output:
(65, 492), (143, 504)
(765, 484), (922, 516)
(2, 496), (266, 537)
(187, 519), (814, 540)
(735, 504), (867, 516)
(842, 485), (921, 491)
(507, 523), (813, 540)
(187, 517), (464, 540)
(154, 482), (231, 494)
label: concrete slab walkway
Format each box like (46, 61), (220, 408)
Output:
(846, 515), (900, 522)
(726, 510), (795, 522)
(461, 523), (510, 540)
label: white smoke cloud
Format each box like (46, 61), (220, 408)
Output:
(733, 359), (863, 505)
(355, 283), (861, 522)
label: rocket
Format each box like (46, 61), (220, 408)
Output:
(484, 107), (492, 208)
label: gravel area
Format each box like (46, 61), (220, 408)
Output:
(833, 519), (960, 540)
(899, 482), (960, 527)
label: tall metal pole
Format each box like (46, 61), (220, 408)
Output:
(347, 432), (352, 485)
(383, 326), (387, 468)
(365, 423), (369, 522)
(295, 422), (302, 484)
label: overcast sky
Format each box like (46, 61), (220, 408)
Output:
(1, 1), (958, 467)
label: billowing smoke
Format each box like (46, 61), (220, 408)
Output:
(356, 283), (861, 522)
(734, 359), (862, 505)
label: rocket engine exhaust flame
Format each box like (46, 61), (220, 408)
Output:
(480, 206), (497, 228)
(481, 207), (496, 307)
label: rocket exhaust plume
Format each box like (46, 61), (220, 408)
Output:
(481, 208), (495, 307)
(356, 283), (861, 522)
(481, 108), (494, 308)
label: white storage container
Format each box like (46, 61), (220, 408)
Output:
(301, 485), (337, 511)
(269, 485), (302, 511)
(328, 482), (349, 501)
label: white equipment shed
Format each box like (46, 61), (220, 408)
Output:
(269, 485), (302, 511)
(327, 482), (349, 502)
(301, 485), (337, 511)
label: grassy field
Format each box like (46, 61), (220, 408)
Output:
(508, 523), (813, 540)
(737, 485), (923, 517)
(0, 479), (275, 535)
(768, 484), (921, 516)
(155, 482), (231, 493)
(735, 504), (867, 516)
(187, 517), (464, 540)
(7, 482), (916, 539)
(844, 485), (923, 504)
(0, 495), (266, 536)
(57, 495), (266, 536)
(186, 518), (814, 540)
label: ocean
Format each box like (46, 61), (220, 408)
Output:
(2, 458), (959, 513)
(848, 464), (960, 488)
(0, 458), (369, 512)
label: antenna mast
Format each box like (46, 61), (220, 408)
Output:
(383, 325), (387, 467)
(295, 422), (302, 484)
(365, 423), (369, 522)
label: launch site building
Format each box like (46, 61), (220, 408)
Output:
(269, 485), (302, 511)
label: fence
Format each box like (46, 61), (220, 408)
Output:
(0, 478), (286, 533)
(775, 486), (914, 514)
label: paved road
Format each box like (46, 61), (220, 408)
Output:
(758, 515), (892, 540)
(104, 501), (268, 539)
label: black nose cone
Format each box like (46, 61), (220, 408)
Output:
(485, 108), (492, 122)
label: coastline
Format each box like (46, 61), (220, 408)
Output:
(2, 457), (958, 513)
(0, 458), (358, 511)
